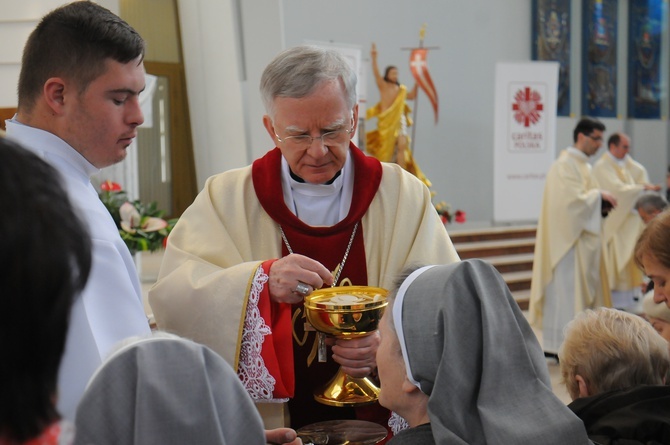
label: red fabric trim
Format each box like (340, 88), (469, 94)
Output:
(15, 422), (61, 445)
(258, 259), (294, 398)
(252, 144), (382, 231)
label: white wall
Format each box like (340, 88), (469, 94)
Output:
(627, 120), (670, 185)
(184, 0), (537, 220)
(177, 0), (286, 188)
(3, 1), (669, 223)
(237, 0), (666, 223)
(177, 0), (249, 187)
(275, 0), (533, 222)
(0, 1), (118, 108)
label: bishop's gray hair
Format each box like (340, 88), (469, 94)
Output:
(260, 45), (357, 117)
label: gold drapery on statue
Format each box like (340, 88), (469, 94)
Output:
(366, 84), (431, 188)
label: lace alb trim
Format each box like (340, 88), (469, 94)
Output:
(237, 265), (288, 403)
(388, 411), (410, 435)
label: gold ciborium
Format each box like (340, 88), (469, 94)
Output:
(304, 286), (388, 407)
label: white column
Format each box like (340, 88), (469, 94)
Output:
(177, 0), (249, 189)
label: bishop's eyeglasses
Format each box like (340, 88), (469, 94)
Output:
(274, 127), (354, 148)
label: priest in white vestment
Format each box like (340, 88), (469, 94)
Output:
(529, 117), (616, 354)
(593, 133), (661, 310)
(5, 3), (151, 420)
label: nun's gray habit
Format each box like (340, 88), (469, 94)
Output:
(392, 260), (591, 444)
(74, 335), (266, 444)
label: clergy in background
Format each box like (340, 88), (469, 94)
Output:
(529, 117), (617, 354)
(592, 133), (660, 310)
(149, 45), (459, 431)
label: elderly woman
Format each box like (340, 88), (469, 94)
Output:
(559, 307), (670, 443)
(376, 259), (590, 444)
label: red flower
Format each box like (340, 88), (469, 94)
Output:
(440, 215), (448, 224)
(454, 210), (466, 223)
(101, 180), (122, 192)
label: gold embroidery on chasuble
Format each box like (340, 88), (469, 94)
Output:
(617, 165), (635, 185)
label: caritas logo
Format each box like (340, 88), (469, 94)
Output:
(512, 87), (543, 127)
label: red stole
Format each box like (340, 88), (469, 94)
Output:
(252, 145), (387, 428)
(253, 146), (382, 290)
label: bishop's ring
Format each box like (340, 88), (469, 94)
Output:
(294, 281), (310, 296)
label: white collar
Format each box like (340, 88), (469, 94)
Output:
(5, 118), (100, 181)
(607, 151), (627, 167)
(567, 146), (589, 160)
(280, 152), (354, 226)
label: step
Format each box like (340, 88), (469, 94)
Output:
(512, 289), (530, 311)
(484, 253), (534, 274)
(501, 270), (532, 292)
(449, 224), (536, 244)
(454, 237), (536, 259)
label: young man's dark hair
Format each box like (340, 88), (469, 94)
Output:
(18, 0), (145, 113)
(573, 117), (605, 143)
(0, 137), (91, 442)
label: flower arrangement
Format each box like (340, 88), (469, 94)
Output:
(434, 200), (466, 225)
(98, 180), (177, 254)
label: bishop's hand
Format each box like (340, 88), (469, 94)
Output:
(268, 254), (333, 304)
(329, 331), (380, 378)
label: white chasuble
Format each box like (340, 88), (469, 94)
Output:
(529, 148), (611, 352)
(593, 152), (645, 306)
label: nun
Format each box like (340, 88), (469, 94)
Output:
(376, 259), (591, 444)
(74, 334), (301, 445)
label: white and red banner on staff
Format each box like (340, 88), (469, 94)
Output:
(409, 48), (438, 123)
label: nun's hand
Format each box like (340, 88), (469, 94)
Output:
(331, 331), (380, 377)
(266, 428), (303, 445)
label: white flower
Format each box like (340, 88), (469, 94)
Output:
(142, 216), (168, 232)
(119, 201), (167, 233)
(120, 202), (141, 233)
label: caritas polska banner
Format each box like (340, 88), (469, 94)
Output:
(493, 62), (558, 223)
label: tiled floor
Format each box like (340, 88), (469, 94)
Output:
(137, 251), (572, 405)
